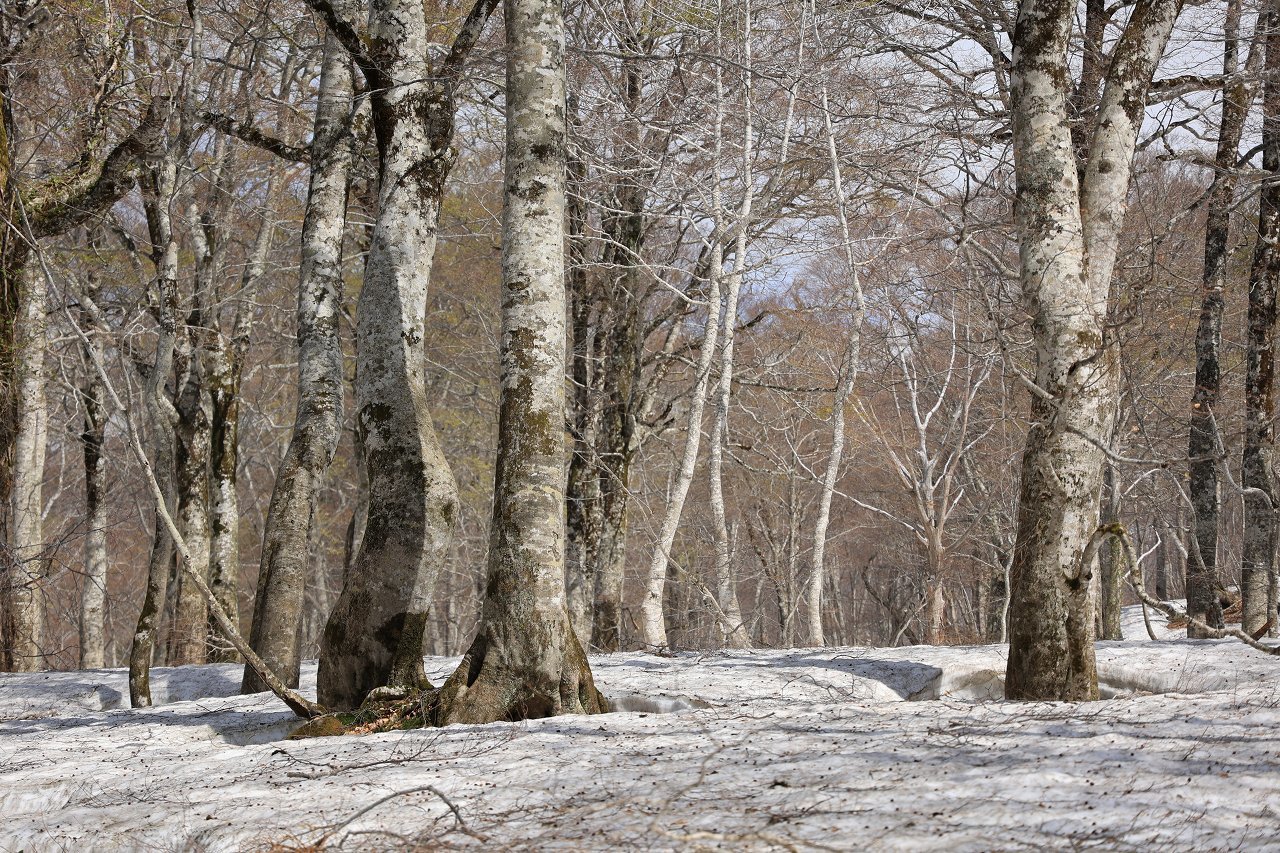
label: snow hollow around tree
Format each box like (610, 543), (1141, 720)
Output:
(2, 605), (1278, 850)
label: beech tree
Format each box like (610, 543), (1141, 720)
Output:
(309, 0), (498, 710)
(1004, 0), (1182, 700)
(0, 4), (165, 672)
(433, 0), (607, 724)
(244, 6), (355, 694)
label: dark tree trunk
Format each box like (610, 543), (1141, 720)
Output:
(1188, 0), (1248, 635)
(1243, 1), (1280, 637)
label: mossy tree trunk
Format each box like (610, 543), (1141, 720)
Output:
(312, 0), (497, 710)
(1004, 0), (1181, 700)
(434, 0), (606, 725)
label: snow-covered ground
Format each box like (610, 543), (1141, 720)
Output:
(2, 607), (1278, 851)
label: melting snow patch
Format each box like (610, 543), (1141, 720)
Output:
(605, 692), (711, 713)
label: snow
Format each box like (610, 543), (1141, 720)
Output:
(2, 607), (1278, 851)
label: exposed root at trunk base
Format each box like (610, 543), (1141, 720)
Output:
(288, 626), (609, 738)
(433, 622), (608, 726)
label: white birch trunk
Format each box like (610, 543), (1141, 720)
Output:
(806, 79), (866, 648)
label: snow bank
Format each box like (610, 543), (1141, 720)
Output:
(2, 619), (1278, 851)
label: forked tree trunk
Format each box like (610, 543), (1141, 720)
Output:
(1004, 0), (1180, 700)
(244, 13), (354, 695)
(316, 0), (496, 710)
(1243, 2), (1280, 638)
(434, 0), (606, 724)
(79, 274), (109, 669)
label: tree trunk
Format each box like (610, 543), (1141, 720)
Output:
(131, 165), (181, 707)
(1004, 0), (1180, 701)
(1099, 463), (1123, 640)
(1243, 1), (1280, 638)
(564, 111), (602, 645)
(167, 342), (213, 666)
(1188, 0), (1247, 636)
(807, 77), (867, 648)
(79, 274), (108, 669)
(2, 265), (47, 671)
(244, 17), (354, 694)
(317, 0), (497, 709)
(435, 0), (606, 724)
(637, 261), (723, 650)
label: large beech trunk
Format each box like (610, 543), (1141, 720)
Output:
(434, 0), (606, 724)
(316, 0), (496, 710)
(1004, 0), (1180, 700)
(244, 31), (353, 693)
(3, 265), (47, 671)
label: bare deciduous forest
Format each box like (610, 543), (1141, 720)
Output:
(1, 0), (1279, 847)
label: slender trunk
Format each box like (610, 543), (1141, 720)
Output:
(245, 25), (353, 693)
(79, 275), (108, 669)
(435, 0), (605, 724)
(637, 259), (723, 649)
(564, 110), (601, 645)
(1099, 463), (1124, 639)
(807, 78), (867, 648)
(130, 165), (180, 707)
(4, 264), (47, 671)
(1189, 0), (1247, 636)
(1243, 1), (1280, 637)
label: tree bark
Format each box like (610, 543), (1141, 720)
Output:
(3, 263), (47, 671)
(244, 11), (354, 695)
(1188, 0), (1248, 636)
(79, 274), (108, 669)
(167, 324), (213, 666)
(1098, 463), (1123, 640)
(316, 0), (496, 710)
(1243, 0), (1280, 637)
(563, 107), (602, 645)
(1004, 0), (1181, 701)
(434, 0), (606, 724)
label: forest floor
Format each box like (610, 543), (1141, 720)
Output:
(2, 607), (1279, 852)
